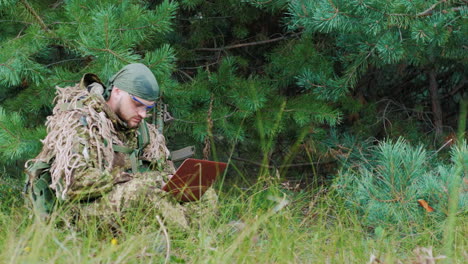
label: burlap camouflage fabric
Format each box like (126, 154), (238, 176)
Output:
(25, 76), (217, 230)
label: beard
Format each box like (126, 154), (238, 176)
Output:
(115, 100), (142, 128)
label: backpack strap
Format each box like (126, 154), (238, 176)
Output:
(138, 120), (150, 150)
(112, 120), (150, 173)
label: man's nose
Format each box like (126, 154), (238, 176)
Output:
(138, 108), (147, 119)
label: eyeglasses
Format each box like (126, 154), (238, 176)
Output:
(130, 94), (156, 111)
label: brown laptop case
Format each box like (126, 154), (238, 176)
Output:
(162, 158), (227, 202)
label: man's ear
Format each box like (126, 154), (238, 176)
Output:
(109, 86), (124, 99)
(112, 86), (120, 94)
(106, 86), (124, 110)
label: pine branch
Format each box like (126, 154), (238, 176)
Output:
(195, 32), (302, 51)
(386, 7), (465, 18)
(417, 6), (465, 17)
(320, 0), (339, 21)
(44, 58), (86, 68)
(449, 78), (467, 96)
(169, 111), (238, 124)
(0, 108), (45, 162)
(417, 0), (448, 17)
(0, 121), (20, 144)
(342, 46), (376, 88)
(116, 25), (152, 31)
(442, 77), (468, 99)
(361, 1), (465, 18)
(20, 0), (49, 32)
(89, 48), (132, 64)
(0, 63), (15, 72)
(252, 0), (273, 4)
(0, 19), (32, 24)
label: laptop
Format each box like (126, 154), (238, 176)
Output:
(162, 158), (227, 202)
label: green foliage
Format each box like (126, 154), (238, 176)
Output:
(0, 0), (17, 8)
(266, 36), (334, 92)
(166, 57), (269, 144)
(0, 25), (49, 88)
(287, 0), (467, 103)
(335, 138), (467, 229)
(165, 55), (341, 165)
(287, 93), (341, 126)
(57, 0), (178, 78)
(0, 107), (45, 163)
(242, 0), (289, 13)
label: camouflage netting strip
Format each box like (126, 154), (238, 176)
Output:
(41, 85), (116, 199)
(142, 124), (170, 162)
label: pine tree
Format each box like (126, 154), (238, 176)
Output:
(284, 0), (467, 138)
(0, 0), (178, 177)
(1, 0), (465, 183)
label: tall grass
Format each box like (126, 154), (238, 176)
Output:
(0, 178), (466, 263)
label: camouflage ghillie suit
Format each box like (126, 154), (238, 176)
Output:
(26, 77), (215, 230)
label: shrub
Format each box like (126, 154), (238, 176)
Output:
(334, 138), (467, 229)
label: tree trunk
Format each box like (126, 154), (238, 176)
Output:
(428, 69), (443, 138)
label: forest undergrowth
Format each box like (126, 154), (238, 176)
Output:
(1, 139), (466, 264)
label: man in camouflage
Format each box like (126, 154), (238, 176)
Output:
(26, 63), (215, 230)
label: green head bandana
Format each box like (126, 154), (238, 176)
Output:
(108, 63), (159, 101)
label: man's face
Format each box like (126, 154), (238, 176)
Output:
(111, 87), (155, 128)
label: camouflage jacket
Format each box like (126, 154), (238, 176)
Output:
(26, 77), (174, 201)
